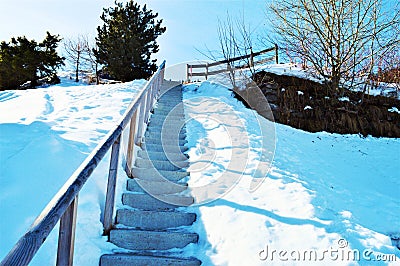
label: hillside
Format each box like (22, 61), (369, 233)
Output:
(254, 70), (400, 138)
(0, 77), (399, 265)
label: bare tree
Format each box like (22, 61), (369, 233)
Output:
(85, 43), (100, 84)
(63, 35), (90, 82)
(268, 0), (399, 91)
(212, 13), (260, 88)
(376, 15), (400, 95)
(216, 15), (240, 87)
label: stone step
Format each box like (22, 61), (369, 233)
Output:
(146, 126), (186, 133)
(153, 109), (185, 115)
(150, 117), (186, 124)
(153, 106), (184, 113)
(116, 209), (196, 229)
(132, 167), (189, 182)
(154, 103), (183, 109)
(144, 131), (187, 142)
(150, 113), (185, 119)
(122, 193), (194, 210)
(100, 254), (201, 266)
(143, 143), (188, 153)
(127, 178), (188, 195)
(138, 149), (188, 162)
(151, 116), (185, 122)
(110, 229), (198, 250)
(157, 99), (183, 103)
(135, 158), (189, 171)
(158, 93), (182, 98)
(144, 137), (188, 147)
(145, 127), (187, 136)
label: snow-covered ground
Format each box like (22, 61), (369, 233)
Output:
(0, 73), (399, 265)
(257, 63), (400, 100)
(180, 81), (400, 265)
(0, 79), (146, 264)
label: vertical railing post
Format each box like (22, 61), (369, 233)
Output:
(148, 83), (155, 113)
(125, 110), (138, 178)
(205, 63), (209, 80)
(103, 135), (121, 235)
(250, 47), (254, 68)
(275, 43), (279, 64)
(56, 195), (78, 266)
(136, 96), (147, 145)
(161, 64), (165, 81)
(144, 84), (153, 123)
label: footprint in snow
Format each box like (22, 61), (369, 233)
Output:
(0, 91), (19, 102)
(83, 105), (100, 110)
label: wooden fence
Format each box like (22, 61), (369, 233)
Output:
(0, 61), (166, 266)
(186, 44), (278, 81)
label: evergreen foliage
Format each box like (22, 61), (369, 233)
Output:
(0, 32), (64, 90)
(95, 1), (166, 81)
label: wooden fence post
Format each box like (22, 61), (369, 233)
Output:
(136, 97), (146, 145)
(103, 135), (121, 235)
(250, 48), (254, 68)
(125, 110), (138, 177)
(144, 85), (153, 123)
(56, 195), (78, 266)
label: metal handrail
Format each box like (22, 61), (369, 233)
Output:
(0, 60), (166, 266)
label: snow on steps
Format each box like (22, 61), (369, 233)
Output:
(131, 167), (189, 182)
(145, 130), (186, 140)
(127, 178), (188, 195)
(122, 193), (194, 210)
(135, 157), (189, 171)
(137, 149), (188, 162)
(100, 254), (201, 266)
(116, 209), (196, 230)
(100, 84), (200, 265)
(142, 137), (188, 146)
(142, 143), (189, 153)
(110, 229), (198, 250)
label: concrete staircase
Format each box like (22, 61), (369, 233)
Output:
(100, 84), (201, 266)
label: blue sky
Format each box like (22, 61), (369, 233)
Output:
(0, 0), (268, 66)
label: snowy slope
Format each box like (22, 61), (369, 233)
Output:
(181, 81), (400, 265)
(0, 77), (399, 266)
(0, 79), (146, 264)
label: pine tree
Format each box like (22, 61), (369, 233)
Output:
(0, 32), (64, 90)
(95, 1), (166, 82)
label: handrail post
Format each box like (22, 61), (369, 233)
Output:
(103, 135), (121, 235)
(136, 98), (146, 146)
(144, 85), (153, 123)
(56, 195), (78, 266)
(148, 83), (155, 114)
(125, 110), (138, 178)
(160, 65), (165, 81)
(250, 48), (254, 68)
(275, 43), (279, 64)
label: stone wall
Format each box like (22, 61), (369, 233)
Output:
(253, 71), (400, 138)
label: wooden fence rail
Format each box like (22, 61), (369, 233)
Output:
(0, 61), (166, 266)
(187, 45), (278, 81)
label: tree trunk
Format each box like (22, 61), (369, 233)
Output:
(75, 52), (80, 82)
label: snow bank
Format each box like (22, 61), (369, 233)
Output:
(0, 80), (146, 264)
(1, 77), (399, 265)
(182, 81), (400, 265)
